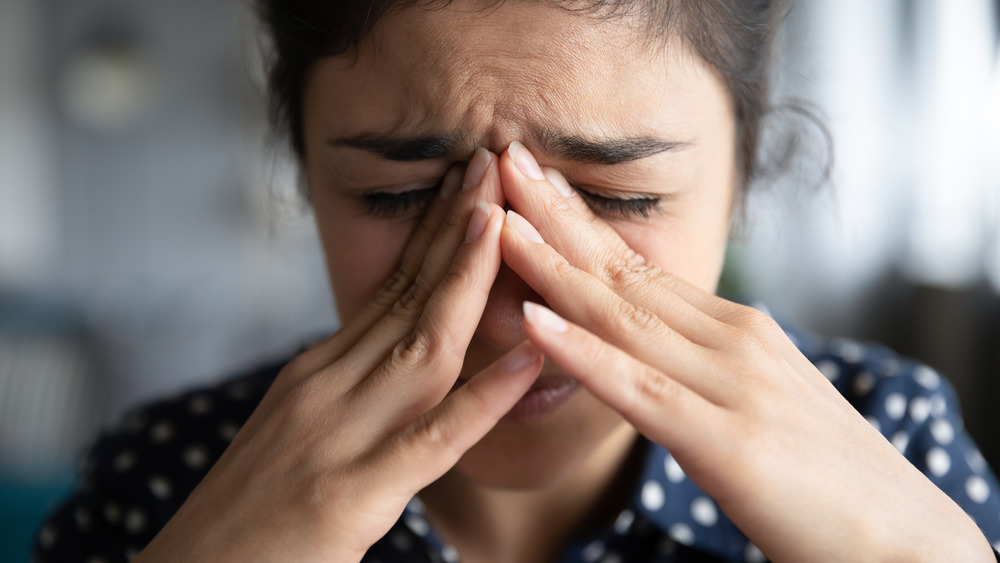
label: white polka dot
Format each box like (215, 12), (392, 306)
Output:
(148, 476), (172, 500)
(406, 496), (425, 515)
(833, 339), (865, 363)
(664, 454), (686, 483)
(227, 381), (251, 400)
(927, 447), (951, 477)
(390, 531), (412, 551)
(38, 526), (56, 549)
(690, 496), (718, 527)
(640, 480), (665, 511)
(852, 371), (876, 396)
(149, 422), (174, 444)
(441, 544), (459, 562)
(891, 431), (910, 454)
(581, 540), (606, 562)
(600, 553), (623, 563)
(188, 394), (212, 415)
(122, 413), (146, 434)
(613, 509), (635, 534)
(124, 509), (146, 534)
(744, 542), (767, 563)
(884, 393), (907, 420)
(403, 515), (429, 536)
(75, 507), (91, 530)
(816, 360), (840, 382)
(657, 536), (678, 555)
(183, 445), (209, 469)
(103, 502), (121, 524)
(218, 422), (239, 441)
(967, 449), (987, 473)
(909, 397), (931, 423)
(865, 416), (881, 433)
(966, 475), (990, 503)
(668, 523), (695, 545)
(113, 451), (136, 472)
(914, 365), (941, 390)
(881, 358), (901, 377)
(930, 419), (954, 445)
(124, 547), (140, 561)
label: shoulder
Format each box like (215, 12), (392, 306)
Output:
(33, 358), (285, 562)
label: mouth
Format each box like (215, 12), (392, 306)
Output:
(453, 372), (580, 423)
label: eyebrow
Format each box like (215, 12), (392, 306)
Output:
(327, 130), (687, 165)
(328, 133), (462, 162)
(538, 131), (689, 165)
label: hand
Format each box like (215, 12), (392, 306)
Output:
(136, 152), (543, 562)
(495, 144), (995, 563)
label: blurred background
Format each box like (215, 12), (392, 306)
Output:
(0, 0), (997, 560)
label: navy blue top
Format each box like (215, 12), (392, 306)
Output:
(33, 321), (1000, 562)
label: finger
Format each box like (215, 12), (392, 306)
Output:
(498, 143), (733, 344)
(340, 151), (505, 395)
(354, 200), (507, 410)
(500, 207), (732, 374)
(520, 301), (720, 458)
(375, 340), (543, 495)
(505, 228), (731, 402)
(284, 166), (466, 380)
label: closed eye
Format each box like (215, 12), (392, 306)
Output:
(575, 187), (662, 219)
(361, 185), (439, 218)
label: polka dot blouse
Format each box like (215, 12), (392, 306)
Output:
(33, 321), (1000, 562)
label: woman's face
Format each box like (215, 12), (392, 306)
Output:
(301, 2), (736, 487)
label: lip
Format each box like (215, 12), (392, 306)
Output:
(453, 373), (580, 423)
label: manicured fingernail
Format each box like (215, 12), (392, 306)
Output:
(462, 148), (491, 191)
(439, 167), (463, 199)
(505, 210), (544, 243)
(543, 167), (575, 198)
(523, 302), (568, 333)
(464, 200), (491, 242)
(509, 141), (546, 180)
(502, 342), (540, 372)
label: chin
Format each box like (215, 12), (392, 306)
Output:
(447, 389), (631, 490)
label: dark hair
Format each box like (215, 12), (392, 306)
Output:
(254, 0), (788, 190)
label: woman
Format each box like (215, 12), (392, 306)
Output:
(35, 1), (1000, 561)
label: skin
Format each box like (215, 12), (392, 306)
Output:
(136, 2), (995, 563)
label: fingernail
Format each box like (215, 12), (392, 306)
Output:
(543, 168), (575, 198)
(439, 167), (463, 199)
(523, 302), (568, 333)
(464, 200), (491, 243)
(505, 210), (544, 244)
(509, 141), (545, 180)
(501, 342), (539, 372)
(462, 148), (491, 191)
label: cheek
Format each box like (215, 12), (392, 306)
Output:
(317, 211), (414, 323)
(615, 215), (730, 293)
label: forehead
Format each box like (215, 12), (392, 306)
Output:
(304, 1), (723, 149)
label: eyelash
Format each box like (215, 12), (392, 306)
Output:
(362, 186), (440, 218)
(361, 182), (661, 219)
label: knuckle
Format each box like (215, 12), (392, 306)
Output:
(388, 329), (443, 371)
(611, 300), (661, 335)
(600, 249), (650, 291)
(626, 366), (674, 410)
(391, 276), (434, 319)
(730, 305), (784, 341)
(407, 414), (462, 460)
(372, 267), (415, 308)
